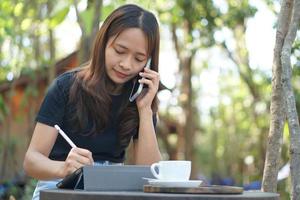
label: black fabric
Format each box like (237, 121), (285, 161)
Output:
(36, 71), (157, 163)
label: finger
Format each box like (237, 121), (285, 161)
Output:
(138, 79), (155, 89)
(73, 159), (84, 170)
(139, 72), (159, 80)
(144, 67), (158, 73)
(72, 147), (94, 164)
(142, 68), (160, 77)
(75, 154), (92, 165)
(68, 153), (92, 166)
(64, 160), (79, 176)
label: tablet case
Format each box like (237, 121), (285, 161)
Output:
(56, 165), (154, 191)
(56, 167), (83, 189)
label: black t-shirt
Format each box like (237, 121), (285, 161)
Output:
(36, 70), (155, 163)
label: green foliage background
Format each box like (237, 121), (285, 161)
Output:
(0, 0), (298, 199)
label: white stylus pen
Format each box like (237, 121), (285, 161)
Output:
(54, 124), (77, 148)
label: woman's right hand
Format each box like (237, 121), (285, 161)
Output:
(62, 147), (94, 177)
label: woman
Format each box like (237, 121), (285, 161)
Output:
(23, 4), (162, 199)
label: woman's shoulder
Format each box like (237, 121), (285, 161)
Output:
(54, 69), (82, 89)
(56, 69), (78, 84)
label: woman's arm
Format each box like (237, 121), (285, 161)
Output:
(134, 67), (162, 165)
(23, 122), (65, 179)
(23, 122), (93, 180)
(133, 108), (162, 165)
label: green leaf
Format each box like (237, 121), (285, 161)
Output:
(49, 7), (70, 28)
(13, 2), (23, 17)
(21, 18), (32, 31)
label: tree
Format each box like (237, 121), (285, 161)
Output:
(74, 0), (103, 64)
(156, 0), (264, 181)
(156, 0), (221, 178)
(217, 1), (274, 177)
(263, 0), (300, 199)
(0, 0), (70, 181)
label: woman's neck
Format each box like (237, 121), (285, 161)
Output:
(105, 78), (123, 95)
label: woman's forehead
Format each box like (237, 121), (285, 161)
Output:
(111, 28), (148, 56)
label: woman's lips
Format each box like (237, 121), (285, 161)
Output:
(114, 70), (128, 79)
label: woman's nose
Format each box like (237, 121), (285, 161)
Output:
(120, 56), (132, 70)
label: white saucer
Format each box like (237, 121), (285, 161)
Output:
(143, 178), (203, 188)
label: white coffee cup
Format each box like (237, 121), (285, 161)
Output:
(150, 160), (191, 181)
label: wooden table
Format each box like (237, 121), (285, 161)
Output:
(40, 189), (279, 200)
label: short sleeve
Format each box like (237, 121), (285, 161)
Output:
(35, 78), (67, 127)
(133, 113), (157, 140)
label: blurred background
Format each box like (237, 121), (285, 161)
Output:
(0, 0), (299, 199)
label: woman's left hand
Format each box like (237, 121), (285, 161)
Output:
(136, 67), (159, 112)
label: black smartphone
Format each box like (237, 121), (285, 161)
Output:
(129, 58), (151, 102)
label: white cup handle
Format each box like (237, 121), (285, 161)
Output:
(150, 163), (161, 179)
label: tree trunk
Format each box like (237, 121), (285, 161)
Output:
(47, 1), (56, 82)
(156, 118), (179, 160)
(90, 0), (103, 49)
(0, 82), (15, 180)
(262, 0), (293, 193)
(48, 29), (56, 80)
(33, 33), (41, 69)
(281, 0), (300, 198)
(181, 55), (197, 178)
(171, 16), (198, 177)
(74, 0), (102, 64)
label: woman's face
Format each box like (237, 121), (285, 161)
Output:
(105, 28), (148, 86)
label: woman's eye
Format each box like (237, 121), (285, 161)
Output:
(114, 48), (124, 54)
(136, 58), (144, 63)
